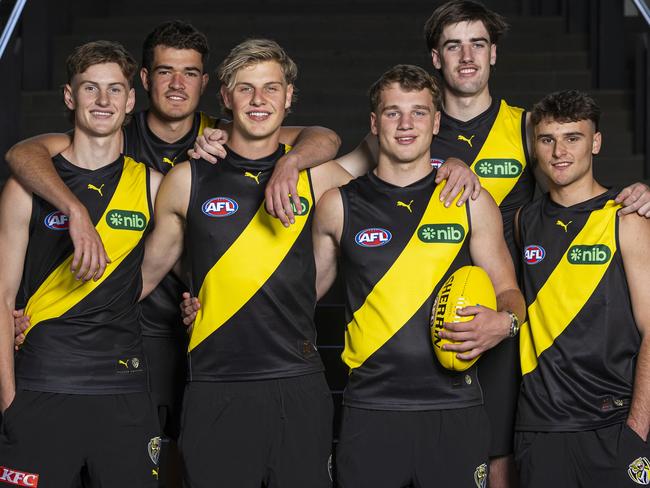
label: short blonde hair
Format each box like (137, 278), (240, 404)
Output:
(217, 39), (298, 117)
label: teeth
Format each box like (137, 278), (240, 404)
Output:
(168, 96), (184, 100)
(91, 111), (111, 116)
(248, 112), (270, 116)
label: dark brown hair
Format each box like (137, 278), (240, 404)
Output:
(368, 64), (441, 112)
(141, 20), (209, 72)
(424, 0), (509, 51)
(531, 90), (601, 131)
(66, 40), (137, 87)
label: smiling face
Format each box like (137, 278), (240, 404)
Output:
(431, 20), (495, 99)
(64, 62), (135, 137)
(534, 118), (601, 189)
(370, 82), (440, 165)
(221, 60), (293, 141)
(140, 45), (208, 122)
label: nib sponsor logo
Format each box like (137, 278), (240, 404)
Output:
(418, 224), (465, 243)
(44, 210), (69, 230)
(568, 245), (611, 265)
(106, 210), (147, 231)
(0, 467), (39, 487)
(202, 197), (238, 218)
(475, 159), (523, 178)
(355, 228), (392, 247)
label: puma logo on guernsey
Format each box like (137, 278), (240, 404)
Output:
(87, 183), (104, 196)
(118, 359), (129, 369)
(244, 171), (262, 184)
(556, 220), (572, 232)
(162, 157), (175, 167)
(396, 200), (414, 213)
(457, 134), (475, 147)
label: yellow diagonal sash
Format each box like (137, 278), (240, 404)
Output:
(520, 200), (618, 375)
(189, 169), (311, 351)
(24, 157), (149, 334)
(471, 101), (527, 205)
(342, 184), (467, 370)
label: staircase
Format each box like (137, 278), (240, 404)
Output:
(11, 0), (646, 435)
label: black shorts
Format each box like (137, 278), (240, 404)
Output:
(515, 423), (650, 488)
(478, 335), (520, 457)
(0, 390), (160, 488)
(142, 334), (188, 440)
(336, 405), (490, 488)
(180, 373), (333, 488)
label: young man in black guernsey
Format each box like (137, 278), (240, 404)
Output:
(8, 21), (340, 488)
(139, 39), (353, 488)
(312, 64), (525, 488)
(333, 2), (650, 485)
(514, 90), (650, 487)
(0, 41), (163, 488)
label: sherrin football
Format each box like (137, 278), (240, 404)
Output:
(431, 265), (497, 371)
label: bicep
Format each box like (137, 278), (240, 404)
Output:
(313, 189), (343, 298)
(469, 194), (518, 294)
(0, 179), (32, 305)
(620, 215), (650, 336)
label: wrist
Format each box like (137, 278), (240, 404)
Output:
(67, 203), (89, 220)
(505, 310), (520, 338)
(278, 152), (301, 170)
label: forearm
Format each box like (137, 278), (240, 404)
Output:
(287, 126), (341, 170)
(6, 139), (82, 215)
(0, 302), (16, 411)
(628, 335), (650, 440)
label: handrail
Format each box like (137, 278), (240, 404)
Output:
(0, 0), (27, 60)
(632, 0), (650, 26)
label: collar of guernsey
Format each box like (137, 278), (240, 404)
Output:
(24, 157), (149, 335)
(519, 198), (619, 376)
(470, 100), (527, 205)
(342, 181), (468, 370)
(188, 145), (304, 351)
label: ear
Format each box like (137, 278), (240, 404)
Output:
(431, 49), (442, 70)
(284, 84), (294, 110)
(200, 73), (209, 95)
(489, 44), (497, 66)
(220, 85), (233, 110)
(592, 131), (602, 155)
(140, 68), (150, 92)
(370, 111), (379, 136)
(63, 84), (75, 111)
(126, 87), (136, 114)
(432, 110), (441, 136)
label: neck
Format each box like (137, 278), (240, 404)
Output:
(442, 85), (492, 122)
(549, 174), (607, 207)
(62, 128), (123, 169)
(375, 152), (433, 187)
(146, 110), (195, 144)
(227, 129), (281, 160)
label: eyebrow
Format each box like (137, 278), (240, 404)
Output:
(536, 131), (585, 139)
(80, 80), (127, 88)
(442, 37), (490, 47)
(153, 64), (202, 73)
(382, 104), (431, 111)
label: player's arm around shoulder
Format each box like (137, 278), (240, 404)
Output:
(619, 212), (650, 441)
(335, 132), (378, 178)
(310, 160), (354, 204)
(0, 178), (33, 411)
(441, 191), (526, 360)
(313, 187), (344, 300)
(141, 162), (191, 299)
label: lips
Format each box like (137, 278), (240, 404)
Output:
(396, 136), (416, 144)
(246, 111), (272, 121)
(90, 110), (113, 118)
(458, 65), (479, 76)
(165, 92), (187, 102)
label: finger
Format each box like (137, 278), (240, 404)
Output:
(75, 245), (91, 281)
(94, 249), (108, 281)
(84, 246), (100, 282)
(615, 187), (631, 203)
(438, 175), (455, 202)
(471, 177), (481, 200)
(182, 312), (197, 326)
(14, 333), (25, 350)
(456, 306), (483, 316)
(12, 309), (24, 318)
(273, 189), (291, 227)
(71, 245), (83, 276)
(456, 348), (481, 361)
(265, 185), (278, 218)
(442, 338), (476, 352)
(434, 164), (449, 183)
(440, 322), (473, 334)
(280, 183), (296, 225)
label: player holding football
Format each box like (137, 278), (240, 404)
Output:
(514, 90), (650, 487)
(311, 64), (525, 488)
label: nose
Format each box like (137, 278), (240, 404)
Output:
(552, 140), (567, 158)
(460, 43), (473, 62)
(250, 88), (264, 106)
(398, 112), (413, 130)
(169, 72), (184, 90)
(96, 88), (110, 106)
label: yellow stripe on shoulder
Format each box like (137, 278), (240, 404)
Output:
(342, 183), (468, 370)
(24, 157), (150, 334)
(520, 200), (619, 375)
(189, 168), (311, 351)
(471, 101), (527, 206)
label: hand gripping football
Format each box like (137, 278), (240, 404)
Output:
(430, 265), (497, 371)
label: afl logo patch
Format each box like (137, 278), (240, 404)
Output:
(44, 210), (69, 230)
(355, 228), (392, 247)
(524, 245), (546, 264)
(202, 197), (238, 218)
(430, 158), (445, 168)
